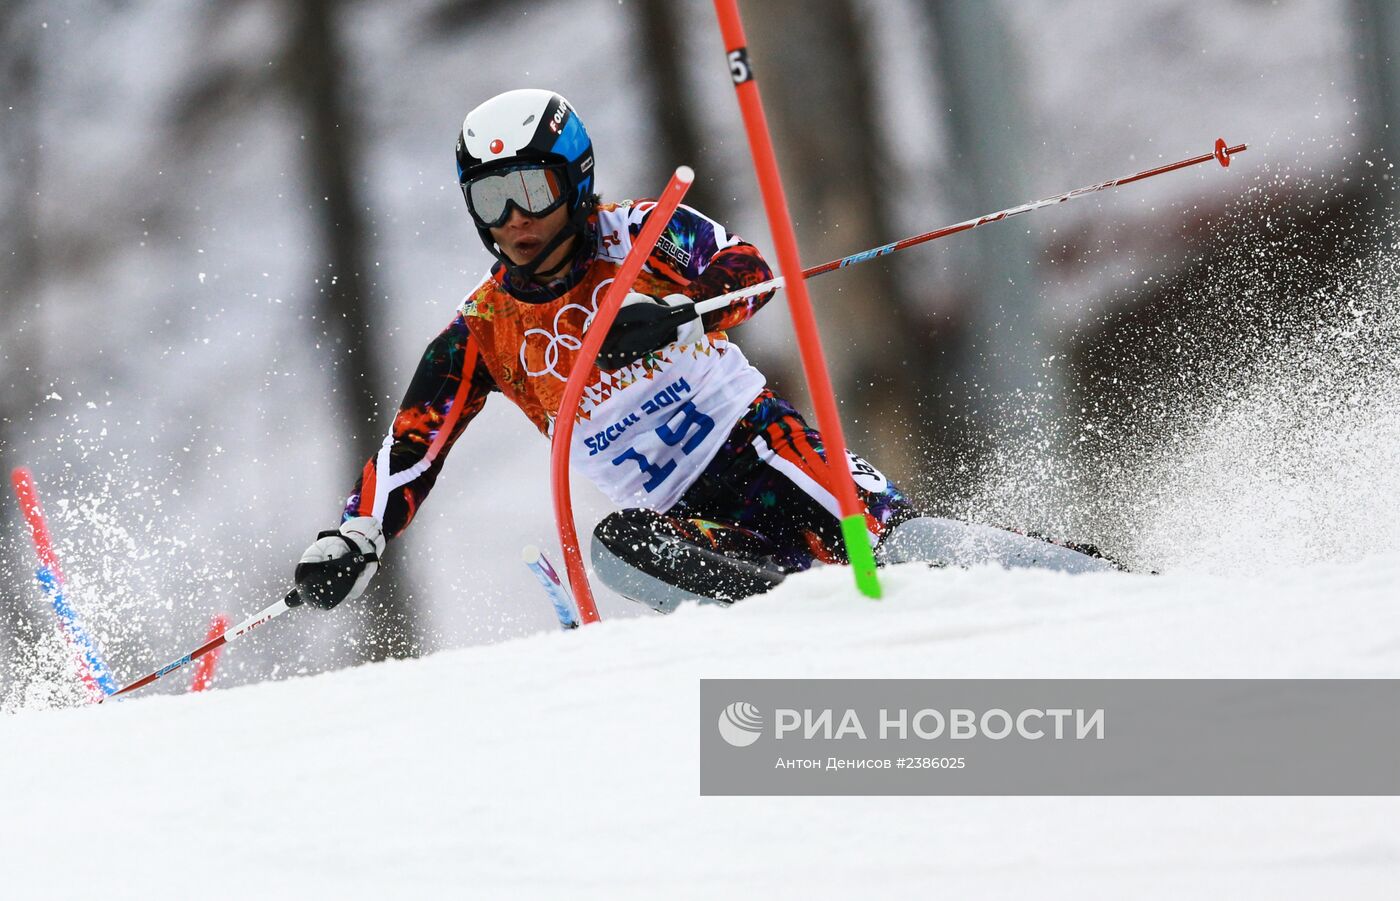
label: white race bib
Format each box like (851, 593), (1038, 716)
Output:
(571, 340), (765, 511)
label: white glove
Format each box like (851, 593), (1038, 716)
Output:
(294, 515), (386, 609)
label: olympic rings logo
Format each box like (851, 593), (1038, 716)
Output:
(520, 278), (615, 381)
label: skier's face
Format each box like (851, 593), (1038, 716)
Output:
(490, 204), (574, 280)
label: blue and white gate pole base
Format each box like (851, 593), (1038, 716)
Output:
(35, 566), (118, 698)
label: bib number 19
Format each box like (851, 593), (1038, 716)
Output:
(611, 400), (716, 492)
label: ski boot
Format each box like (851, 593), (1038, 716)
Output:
(591, 509), (788, 613)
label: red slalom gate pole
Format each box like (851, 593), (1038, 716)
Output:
(713, 0), (881, 598)
(189, 612), (230, 692)
(550, 167), (695, 624)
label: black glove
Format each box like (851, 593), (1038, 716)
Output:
(294, 516), (385, 609)
(596, 292), (702, 369)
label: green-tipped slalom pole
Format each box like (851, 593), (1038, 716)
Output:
(841, 515), (881, 597)
(713, 0), (880, 598)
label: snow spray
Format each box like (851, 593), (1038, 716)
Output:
(9, 467), (117, 698)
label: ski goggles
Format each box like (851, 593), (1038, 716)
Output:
(461, 164), (569, 228)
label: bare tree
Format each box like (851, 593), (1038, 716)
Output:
(421, 0), (543, 34)
(0, 0), (47, 677)
(630, 0), (725, 216)
(172, 0), (425, 661)
(741, 0), (959, 496)
(922, 0), (1046, 430)
(281, 0), (423, 661)
(1353, 0), (1400, 217)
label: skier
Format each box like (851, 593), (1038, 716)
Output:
(294, 89), (1115, 615)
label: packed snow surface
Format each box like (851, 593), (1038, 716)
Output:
(5, 557), (1399, 899)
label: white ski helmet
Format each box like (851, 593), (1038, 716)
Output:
(455, 89), (597, 281)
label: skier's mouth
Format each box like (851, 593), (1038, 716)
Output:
(513, 236), (543, 259)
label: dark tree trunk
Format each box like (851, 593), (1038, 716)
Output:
(283, 0), (424, 661)
(922, 0), (1046, 415)
(741, 0), (953, 497)
(631, 0), (724, 217)
(0, 0), (48, 683)
(1352, 0), (1400, 217)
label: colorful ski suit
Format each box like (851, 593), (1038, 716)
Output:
(344, 200), (912, 570)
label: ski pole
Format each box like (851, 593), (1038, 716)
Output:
(100, 589), (301, 702)
(694, 138), (1247, 316)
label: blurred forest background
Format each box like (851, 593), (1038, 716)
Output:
(3, 0), (1398, 703)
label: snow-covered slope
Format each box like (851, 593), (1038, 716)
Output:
(5, 558), (1398, 900)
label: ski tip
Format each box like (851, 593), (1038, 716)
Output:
(521, 544), (541, 564)
(674, 165), (695, 185)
